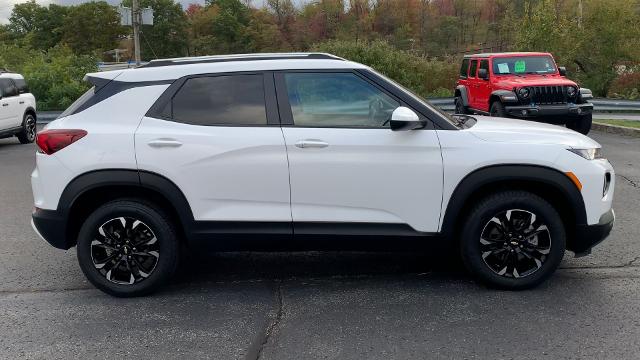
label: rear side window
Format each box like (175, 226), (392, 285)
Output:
(0, 78), (18, 97)
(58, 87), (96, 119)
(460, 59), (470, 78)
(469, 60), (478, 78)
(13, 78), (29, 93)
(171, 74), (267, 126)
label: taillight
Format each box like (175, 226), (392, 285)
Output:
(36, 129), (87, 155)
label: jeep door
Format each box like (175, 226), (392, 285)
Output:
(276, 71), (443, 233)
(0, 79), (21, 130)
(476, 59), (492, 112)
(135, 72), (292, 224)
(467, 60), (479, 109)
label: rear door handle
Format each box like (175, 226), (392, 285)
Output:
(147, 139), (183, 148)
(2, 103), (8, 107)
(294, 139), (329, 149)
(19, 101), (24, 104)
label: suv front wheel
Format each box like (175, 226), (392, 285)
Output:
(77, 199), (180, 297)
(17, 112), (36, 144)
(460, 190), (566, 290)
(566, 113), (592, 135)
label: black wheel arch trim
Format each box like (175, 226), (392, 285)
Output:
(440, 164), (588, 238)
(490, 90), (519, 103)
(455, 85), (469, 106)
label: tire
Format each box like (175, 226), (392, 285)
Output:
(16, 112), (36, 144)
(459, 190), (566, 290)
(77, 199), (179, 297)
(489, 101), (507, 117)
(454, 96), (469, 114)
(566, 113), (592, 135)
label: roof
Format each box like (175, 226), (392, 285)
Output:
(88, 53), (366, 83)
(0, 71), (24, 80)
(463, 52), (553, 58)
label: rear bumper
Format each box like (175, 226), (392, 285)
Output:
(505, 102), (593, 118)
(572, 209), (615, 257)
(31, 208), (71, 250)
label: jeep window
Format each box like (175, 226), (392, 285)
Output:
(0, 79), (18, 97)
(172, 74), (267, 126)
(284, 72), (399, 128)
(13, 78), (29, 94)
(492, 55), (557, 75)
(479, 59), (489, 77)
(58, 86), (96, 119)
(469, 60), (478, 78)
(459, 59), (470, 78)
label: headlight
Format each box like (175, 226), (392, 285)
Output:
(518, 87), (530, 99)
(567, 148), (604, 160)
(567, 86), (577, 97)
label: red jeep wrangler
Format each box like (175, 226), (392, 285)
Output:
(454, 52), (594, 134)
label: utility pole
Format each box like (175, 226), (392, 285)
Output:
(132, 0), (141, 66)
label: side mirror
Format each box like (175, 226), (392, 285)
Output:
(558, 66), (567, 76)
(478, 68), (489, 80)
(390, 107), (424, 131)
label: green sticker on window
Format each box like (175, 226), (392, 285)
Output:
(514, 60), (526, 73)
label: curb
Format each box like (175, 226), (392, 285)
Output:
(593, 122), (640, 137)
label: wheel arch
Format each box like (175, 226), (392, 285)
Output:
(59, 169), (193, 248)
(24, 106), (36, 119)
(440, 165), (587, 252)
(455, 85), (469, 106)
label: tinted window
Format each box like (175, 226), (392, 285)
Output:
(0, 79), (18, 97)
(284, 73), (400, 127)
(479, 59), (489, 77)
(59, 86), (96, 119)
(13, 78), (28, 93)
(172, 74), (266, 126)
(460, 59), (470, 78)
(492, 55), (557, 75)
(469, 60), (478, 78)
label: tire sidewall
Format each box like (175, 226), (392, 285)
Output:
(460, 192), (566, 289)
(490, 101), (506, 117)
(77, 201), (178, 297)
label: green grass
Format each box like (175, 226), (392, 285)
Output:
(594, 119), (640, 128)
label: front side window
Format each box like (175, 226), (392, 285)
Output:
(172, 74), (267, 126)
(13, 78), (29, 93)
(284, 72), (399, 127)
(469, 60), (478, 78)
(479, 59), (489, 77)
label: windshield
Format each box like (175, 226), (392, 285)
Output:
(492, 56), (557, 75)
(372, 70), (458, 125)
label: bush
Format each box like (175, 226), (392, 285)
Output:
(0, 44), (97, 110)
(607, 73), (640, 100)
(313, 39), (458, 98)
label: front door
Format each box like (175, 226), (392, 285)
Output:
(277, 71), (443, 233)
(136, 72), (292, 224)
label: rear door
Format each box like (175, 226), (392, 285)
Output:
(135, 72), (292, 225)
(276, 71), (443, 233)
(0, 78), (21, 130)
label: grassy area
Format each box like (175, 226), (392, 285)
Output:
(594, 119), (640, 128)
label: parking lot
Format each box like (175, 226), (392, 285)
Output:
(0, 130), (639, 359)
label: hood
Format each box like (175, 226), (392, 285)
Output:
(493, 75), (577, 88)
(465, 115), (600, 149)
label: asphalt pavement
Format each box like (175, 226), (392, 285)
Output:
(0, 130), (639, 359)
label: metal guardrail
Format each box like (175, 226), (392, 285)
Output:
(35, 98), (640, 123)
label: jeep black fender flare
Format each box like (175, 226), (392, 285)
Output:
(489, 90), (518, 104)
(440, 164), (587, 238)
(454, 85), (469, 106)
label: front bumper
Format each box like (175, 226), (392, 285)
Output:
(572, 208), (615, 257)
(505, 102), (593, 118)
(31, 208), (71, 250)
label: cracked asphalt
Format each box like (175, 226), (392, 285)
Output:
(0, 130), (638, 359)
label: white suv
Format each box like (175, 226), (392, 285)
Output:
(30, 53), (615, 297)
(0, 71), (37, 144)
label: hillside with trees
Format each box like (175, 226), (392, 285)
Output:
(0, 0), (638, 110)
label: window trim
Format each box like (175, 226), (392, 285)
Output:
(146, 71), (280, 127)
(274, 69), (427, 130)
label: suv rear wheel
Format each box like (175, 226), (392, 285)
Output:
(17, 113), (36, 144)
(566, 113), (592, 135)
(76, 199), (179, 297)
(460, 190), (566, 290)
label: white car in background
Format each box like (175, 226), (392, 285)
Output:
(0, 71), (37, 144)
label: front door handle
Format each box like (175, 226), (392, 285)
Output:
(1, 103), (8, 107)
(147, 139), (183, 148)
(294, 139), (329, 149)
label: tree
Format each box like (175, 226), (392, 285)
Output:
(62, 2), (125, 56)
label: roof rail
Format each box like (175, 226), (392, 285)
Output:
(138, 53), (345, 68)
(0, 68), (12, 74)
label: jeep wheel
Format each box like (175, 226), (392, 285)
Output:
(17, 113), (36, 144)
(454, 97), (469, 114)
(459, 190), (566, 290)
(490, 101), (507, 118)
(77, 199), (179, 297)
(566, 113), (592, 135)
